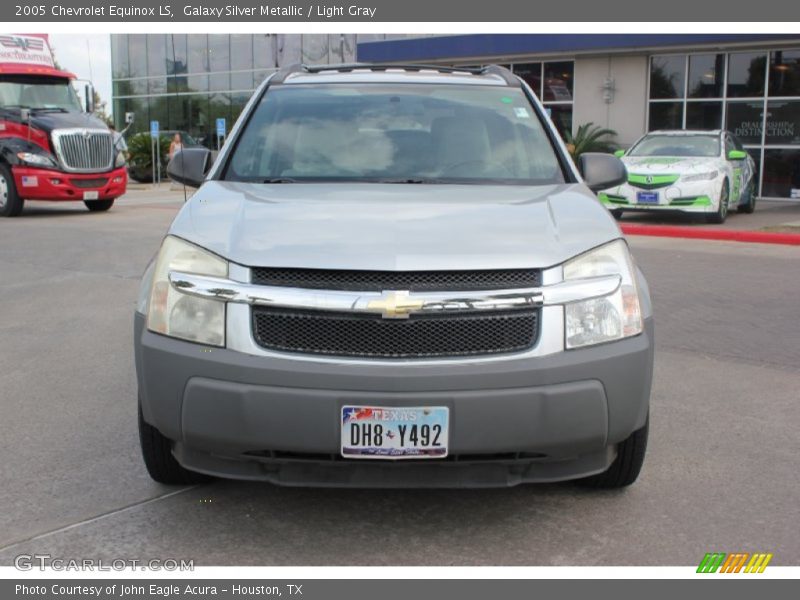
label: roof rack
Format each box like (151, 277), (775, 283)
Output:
(270, 63), (520, 87)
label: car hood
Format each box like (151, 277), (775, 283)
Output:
(168, 181), (621, 271)
(623, 155), (721, 175)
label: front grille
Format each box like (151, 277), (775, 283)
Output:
(52, 129), (113, 173)
(252, 308), (539, 358)
(251, 267), (541, 291)
(70, 178), (108, 189)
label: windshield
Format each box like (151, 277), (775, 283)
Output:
(0, 76), (83, 112)
(226, 84), (565, 184)
(629, 134), (720, 158)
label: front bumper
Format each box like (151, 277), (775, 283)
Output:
(599, 178), (722, 213)
(134, 312), (654, 487)
(12, 165), (127, 201)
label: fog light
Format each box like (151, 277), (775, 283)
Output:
(112, 176), (123, 183)
(50, 178), (61, 185)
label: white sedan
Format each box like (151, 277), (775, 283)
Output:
(598, 130), (757, 224)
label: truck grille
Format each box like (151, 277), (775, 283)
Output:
(251, 267), (541, 291)
(51, 129), (114, 173)
(252, 308), (539, 359)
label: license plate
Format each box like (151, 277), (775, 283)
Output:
(636, 191), (659, 204)
(341, 406), (449, 459)
(83, 191), (99, 200)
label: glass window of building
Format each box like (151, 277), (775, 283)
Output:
(686, 101), (723, 129)
(762, 148), (800, 198)
(769, 50), (800, 96)
(187, 34), (208, 74)
(509, 62), (573, 136)
(542, 61), (574, 102)
(512, 63), (542, 97)
(208, 35), (230, 73)
(764, 100), (800, 145)
(650, 55), (686, 99)
(278, 34), (302, 65)
(688, 54), (724, 98)
(254, 35), (277, 70)
(727, 52), (767, 97)
(111, 35), (129, 79)
(726, 101), (764, 144)
(128, 34), (147, 79)
(167, 34), (188, 76)
(302, 35), (330, 65)
(648, 102), (683, 130)
(147, 35), (167, 78)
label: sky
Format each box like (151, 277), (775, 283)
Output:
(48, 34), (113, 118)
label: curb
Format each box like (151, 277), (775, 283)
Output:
(620, 223), (800, 246)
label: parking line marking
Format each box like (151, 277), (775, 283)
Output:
(0, 485), (200, 553)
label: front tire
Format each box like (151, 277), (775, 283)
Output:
(138, 401), (211, 485)
(578, 415), (649, 489)
(706, 180), (729, 224)
(84, 198), (115, 212)
(738, 179), (756, 214)
(0, 163), (25, 217)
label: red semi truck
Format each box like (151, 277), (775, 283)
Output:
(0, 34), (127, 217)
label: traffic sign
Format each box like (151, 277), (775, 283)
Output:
(216, 118), (226, 137)
(150, 120), (159, 137)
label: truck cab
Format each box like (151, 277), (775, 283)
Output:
(0, 34), (127, 217)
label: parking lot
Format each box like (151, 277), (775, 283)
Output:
(0, 189), (798, 566)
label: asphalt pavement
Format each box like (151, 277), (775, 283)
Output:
(0, 189), (798, 566)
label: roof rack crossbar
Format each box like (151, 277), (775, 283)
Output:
(269, 63), (520, 86)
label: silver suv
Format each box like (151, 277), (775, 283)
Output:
(135, 64), (653, 488)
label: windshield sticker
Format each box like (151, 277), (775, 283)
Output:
(514, 107), (530, 119)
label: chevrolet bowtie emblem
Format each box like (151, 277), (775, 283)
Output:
(367, 290), (425, 319)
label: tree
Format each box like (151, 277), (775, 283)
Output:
(563, 123), (618, 159)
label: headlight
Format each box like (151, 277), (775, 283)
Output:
(681, 170), (718, 182)
(146, 236), (228, 347)
(563, 239), (643, 349)
(114, 150), (127, 167)
(17, 151), (57, 168)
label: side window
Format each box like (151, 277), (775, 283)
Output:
(723, 135), (735, 158)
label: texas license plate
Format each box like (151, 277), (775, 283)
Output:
(341, 406), (449, 459)
(636, 191), (659, 204)
(83, 191), (99, 200)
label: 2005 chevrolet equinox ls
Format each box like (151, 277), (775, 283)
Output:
(134, 64), (653, 489)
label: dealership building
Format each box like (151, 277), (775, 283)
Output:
(111, 33), (800, 200)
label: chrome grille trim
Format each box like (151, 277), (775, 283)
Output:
(51, 128), (114, 173)
(168, 270), (621, 318)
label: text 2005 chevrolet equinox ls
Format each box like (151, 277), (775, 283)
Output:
(134, 64), (653, 489)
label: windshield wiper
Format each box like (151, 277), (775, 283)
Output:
(30, 107), (68, 113)
(262, 177), (298, 183)
(375, 177), (445, 184)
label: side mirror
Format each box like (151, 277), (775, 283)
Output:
(578, 152), (628, 192)
(167, 147), (212, 188)
(728, 149), (747, 161)
(84, 84), (94, 114)
(614, 149), (625, 158)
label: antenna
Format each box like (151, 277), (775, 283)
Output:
(170, 33), (188, 204)
(85, 39), (93, 82)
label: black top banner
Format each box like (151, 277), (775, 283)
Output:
(4, 0), (800, 22)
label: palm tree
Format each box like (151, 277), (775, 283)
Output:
(563, 123), (618, 159)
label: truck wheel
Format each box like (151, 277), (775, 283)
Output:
(138, 401), (211, 485)
(578, 415), (648, 489)
(84, 199), (115, 212)
(0, 164), (25, 217)
(706, 180), (729, 224)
